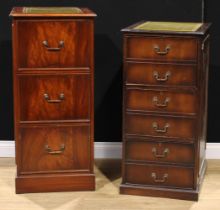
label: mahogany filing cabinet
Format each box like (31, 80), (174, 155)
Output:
(120, 21), (211, 200)
(10, 7), (96, 193)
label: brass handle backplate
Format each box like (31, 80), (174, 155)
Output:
(151, 172), (168, 183)
(42, 40), (64, 51)
(153, 71), (171, 82)
(44, 93), (65, 103)
(152, 122), (169, 133)
(152, 96), (170, 108)
(154, 45), (170, 55)
(45, 144), (65, 155)
(152, 147), (169, 158)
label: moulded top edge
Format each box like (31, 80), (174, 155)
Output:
(9, 7), (97, 17)
(122, 21), (211, 36)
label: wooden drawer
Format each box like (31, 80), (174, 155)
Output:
(126, 88), (197, 115)
(125, 62), (196, 86)
(19, 74), (90, 122)
(125, 113), (195, 141)
(19, 125), (90, 174)
(124, 163), (194, 189)
(125, 36), (198, 61)
(125, 141), (194, 165)
(17, 20), (91, 68)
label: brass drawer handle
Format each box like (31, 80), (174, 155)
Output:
(154, 45), (170, 55)
(152, 96), (170, 108)
(44, 93), (65, 103)
(45, 144), (65, 155)
(152, 147), (169, 158)
(151, 172), (168, 183)
(152, 122), (169, 133)
(153, 71), (171, 82)
(42, 40), (64, 51)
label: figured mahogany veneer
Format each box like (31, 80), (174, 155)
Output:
(10, 7), (96, 193)
(19, 74), (90, 121)
(19, 125), (90, 173)
(120, 21), (211, 200)
(17, 20), (91, 68)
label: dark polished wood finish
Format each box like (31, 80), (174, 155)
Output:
(10, 7), (96, 193)
(125, 163), (194, 189)
(125, 62), (197, 87)
(120, 21), (211, 200)
(125, 141), (194, 165)
(126, 88), (197, 114)
(125, 36), (198, 61)
(126, 113), (196, 140)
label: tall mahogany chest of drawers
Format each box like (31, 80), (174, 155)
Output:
(120, 21), (211, 200)
(10, 7), (96, 193)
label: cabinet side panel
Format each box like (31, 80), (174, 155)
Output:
(199, 35), (210, 178)
(12, 19), (20, 167)
(89, 19), (95, 173)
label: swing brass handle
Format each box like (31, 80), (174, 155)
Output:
(152, 122), (170, 133)
(45, 144), (65, 155)
(153, 71), (171, 82)
(152, 96), (170, 108)
(42, 40), (64, 51)
(44, 93), (65, 103)
(151, 172), (168, 183)
(154, 45), (170, 55)
(152, 147), (169, 158)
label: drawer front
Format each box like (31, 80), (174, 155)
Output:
(19, 74), (90, 121)
(125, 36), (198, 61)
(125, 113), (195, 141)
(19, 125), (90, 173)
(125, 163), (194, 189)
(17, 20), (91, 68)
(126, 88), (197, 115)
(125, 62), (196, 86)
(125, 141), (194, 164)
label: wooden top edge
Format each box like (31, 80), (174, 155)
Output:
(121, 21), (211, 35)
(10, 7), (97, 17)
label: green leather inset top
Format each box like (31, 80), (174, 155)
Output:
(22, 7), (82, 14)
(134, 21), (202, 32)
